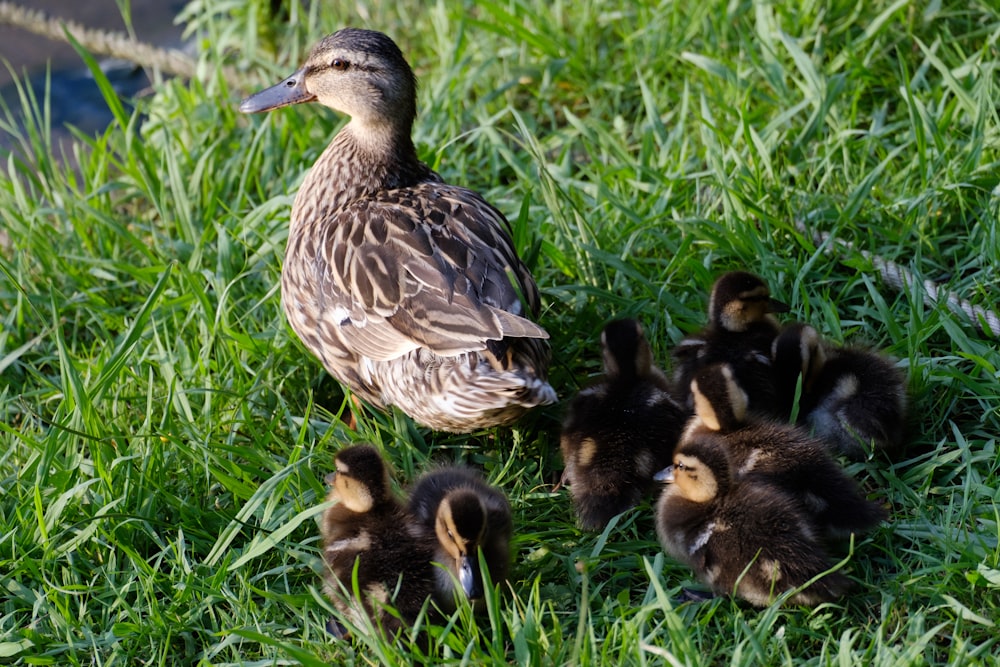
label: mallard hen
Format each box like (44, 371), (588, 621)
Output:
(240, 28), (555, 431)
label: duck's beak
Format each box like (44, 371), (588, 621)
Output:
(767, 297), (791, 314)
(240, 67), (317, 113)
(653, 465), (675, 483)
(458, 555), (483, 600)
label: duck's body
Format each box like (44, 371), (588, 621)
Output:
(561, 319), (689, 530)
(241, 28), (555, 431)
(684, 363), (885, 537)
(672, 271), (789, 417)
(407, 466), (512, 611)
(319, 444), (434, 637)
(773, 324), (908, 460)
(656, 438), (850, 607)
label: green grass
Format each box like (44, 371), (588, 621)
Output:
(2, 0), (1000, 664)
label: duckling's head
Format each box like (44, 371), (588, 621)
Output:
(601, 318), (654, 382)
(434, 489), (488, 599)
(663, 439), (730, 503)
(707, 271), (789, 333)
(240, 28), (417, 134)
(327, 444), (392, 513)
(772, 323), (826, 384)
(691, 363), (748, 432)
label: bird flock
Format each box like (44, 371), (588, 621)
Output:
(240, 28), (909, 639)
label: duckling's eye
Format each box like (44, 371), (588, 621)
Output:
(331, 58), (350, 71)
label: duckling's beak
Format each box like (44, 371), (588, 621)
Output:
(458, 555), (483, 600)
(653, 465), (675, 483)
(767, 297), (791, 314)
(240, 67), (317, 113)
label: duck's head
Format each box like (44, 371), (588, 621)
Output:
(240, 28), (417, 134)
(601, 318), (654, 382)
(772, 323), (826, 385)
(661, 438), (730, 503)
(326, 444), (392, 513)
(434, 489), (488, 600)
(707, 271), (789, 333)
(690, 363), (748, 432)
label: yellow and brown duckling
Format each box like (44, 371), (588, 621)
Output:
(407, 466), (513, 612)
(672, 271), (789, 417)
(319, 444), (434, 637)
(683, 362), (886, 537)
(655, 436), (851, 607)
(772, 323), (909, 460)
(560, 319), (689, 530)
(240, 28), (555, 432)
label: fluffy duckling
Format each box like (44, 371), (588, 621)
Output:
(241, 28), (555, 432)
(672, 271), (790, 418)
(319, 444), (434, 637)
(655, 437), (851, 607)
(685, 363), (886, 537)
(407, 466), (513, 612)
(772, 323), (908, 460)
(560, 319), (689, 530)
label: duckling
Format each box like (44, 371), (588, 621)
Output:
(240, 28), (555, 432)
(772, 323), (908, 460)
(684, 362), (885, 537)
(672, 271), (789, 417)
(407, 466), (513, 611)
(319, 444), (434, 637)
(655, 437), (851, 607)
(771, 322), (827, 421)
(560, 319), (689, 530)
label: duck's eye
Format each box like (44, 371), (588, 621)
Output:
(331, 58), (350, 71)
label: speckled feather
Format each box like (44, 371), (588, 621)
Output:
(244, 28), (555, 431)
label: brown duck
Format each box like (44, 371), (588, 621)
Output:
(240, 28), (555, 431)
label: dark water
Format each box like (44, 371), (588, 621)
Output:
(0, 0), (187, 150)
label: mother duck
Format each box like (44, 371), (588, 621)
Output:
(240, 28), (556, 431)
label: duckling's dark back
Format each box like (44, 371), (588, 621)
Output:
(703, 478), (851, 606)
(561, 320), (688, 530)
(806, 346), (909, 459)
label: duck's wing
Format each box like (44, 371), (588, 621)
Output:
(301, 183), (547, 361)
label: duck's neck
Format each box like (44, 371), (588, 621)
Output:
(293, 120), (434, 226)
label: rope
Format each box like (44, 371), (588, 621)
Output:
(0, 1), (242, 87)
(798, 223), (1000, 338)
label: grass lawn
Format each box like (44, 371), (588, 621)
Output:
(2, 0), (999, 664)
